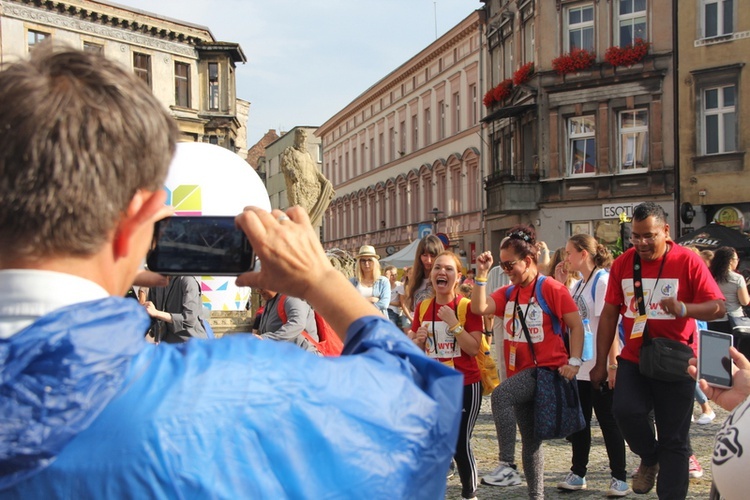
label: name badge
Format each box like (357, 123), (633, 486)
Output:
(631, 314), (647, 339)
(509, 344), (517, 371)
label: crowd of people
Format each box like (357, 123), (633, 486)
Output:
(3, 43), (750, 500)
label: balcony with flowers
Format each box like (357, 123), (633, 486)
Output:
(604, 38), (650, 68)
(551, 48), (596, 76)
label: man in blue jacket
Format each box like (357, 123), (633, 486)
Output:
(0, 43), (462, 498)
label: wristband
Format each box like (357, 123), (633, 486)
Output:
(608, 364), (618, 370)
(568, 357), (583, 367)
(677, 301), (687, 318)
(474, 281), (487, 287)
(448, 323), (463, 335)
(475, 277), (488, 283)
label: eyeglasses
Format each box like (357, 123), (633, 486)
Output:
(629, 234), (659, 244)
(360, 258), (373, 263)
(500, 260), (519, 272)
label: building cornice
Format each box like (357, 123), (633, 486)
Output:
(2, 0), (213, 57)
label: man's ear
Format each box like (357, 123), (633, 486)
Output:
(113, 190), (169, 259)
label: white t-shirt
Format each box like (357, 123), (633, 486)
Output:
(569, 268), (609, 382)
(388, 282), (404, 315)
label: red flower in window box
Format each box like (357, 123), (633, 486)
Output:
(513, 62), (534, 86)
(483, 89), (496, 107)
(604, 38), (650, 67)
(492, 78), (513, 102)
(552, 48), (596, 75)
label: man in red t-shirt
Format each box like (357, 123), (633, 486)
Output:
(591, 202), (725, 498)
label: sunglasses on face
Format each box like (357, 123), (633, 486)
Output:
(360, 258), (373, 263)
(500, 260), (519, 272)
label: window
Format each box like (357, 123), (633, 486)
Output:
(618, 109), (649, 171)
(503, 38), (514, 79)
(524, 20), (535, 64)
(618, 0), (647, 46)
(703, 0), (734, 38)
(379, 132), (384, 165)
(133, 53), (151, 88)
(568, 116), (596, 175)
(470, 84), (478, 125)
(360, 142), (365, 173)
(175, 62), (191, 108)
(424, 107), (432, 145)
(453, 92), (461, 134)
(27, 30), (48, 52)
(208, 62), (219, 110)
(399, 120), (406, 154)
(566, 5), (595, 52)
(438, 100), (446, 140)
(369, 137), (375, 168)
(389, 127), (395, 162)
(83, 42), (103, 53)
(352, 146), (358, 174)
(703, 85), (737, 154)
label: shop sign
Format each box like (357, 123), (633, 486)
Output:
(713, 206), (745, 230)
(602, 202), (641, 219)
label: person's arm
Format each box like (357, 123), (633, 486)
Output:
(660, 297), (726, 321)
(559, 310), (583, 380)
(437, 304), (481, 357)
(262, 297), (309, 342)
(470, 251), (496, 316)
(399, 291), (413, 322)
(590, 302), (620, 387)
(738, 277), (750, 307)
(235, 207), (386, 341)
(372, 278), (391, 312)
(169, 277), (203, 335)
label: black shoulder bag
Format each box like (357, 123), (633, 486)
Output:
(516, 299), (585, 440)
(633, 252), (694, 382)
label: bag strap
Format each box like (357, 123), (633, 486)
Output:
(418, 298), (432, 323)
(535, 276), (562, 337)
(632, 253), (651, 345)
(590, 268), (607, 301)
(516, 303), (538, 366)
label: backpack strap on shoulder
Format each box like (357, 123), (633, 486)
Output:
(590, 268), (608, 301)
(276, 295), (288, 323)
(535, 275), (562, 336)
(418, 298), (433, 323)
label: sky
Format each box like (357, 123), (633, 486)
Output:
(114, 0), (483, 146)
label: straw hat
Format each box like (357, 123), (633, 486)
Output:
(355, 245), (380, 260)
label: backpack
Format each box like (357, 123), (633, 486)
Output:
(277, 295), (344, 356)
(504, 275), (563, 337)
(588, 268), (608, 302)
(418, 297), (500, 396)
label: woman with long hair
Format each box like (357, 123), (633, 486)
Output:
(556, 234), (630, 496)
(550, 246), (579, 289)
(471, 225), (584, 499)
(349, 245), (391, 316)
(708, 246), (750, 334)
(411, 251), (483, 500)
(405, 234), (444, 313)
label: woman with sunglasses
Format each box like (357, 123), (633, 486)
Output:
(350, 245), (390, 316)
(470, 225), (583, 499)
(411, 251), (484, 500)
(556, 234), (630, 496)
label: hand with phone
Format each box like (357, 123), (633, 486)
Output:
(690, 345), (750, 412)
(698, 330), (734, 389)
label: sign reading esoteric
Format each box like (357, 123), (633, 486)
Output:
(602, 202), (642, 219)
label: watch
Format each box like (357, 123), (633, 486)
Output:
(448, 323), (464, 336)
(568, 357), (583, 367)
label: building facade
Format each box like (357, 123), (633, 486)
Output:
(0, 0), (247, 152)
(676, 0), (749, 235)
(481, 0), (676, 252)
(318, 11), (485, 265)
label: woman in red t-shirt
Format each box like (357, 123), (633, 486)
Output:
(470, 225), (583, 499)
(411, 251), (483, 500)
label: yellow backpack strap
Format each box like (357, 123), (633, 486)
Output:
(457, 297), (470, 326)
(418, 298), (432, 323)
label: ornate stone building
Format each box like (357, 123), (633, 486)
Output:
(0, 0), (248, 154)
(318, 11), (485, 265)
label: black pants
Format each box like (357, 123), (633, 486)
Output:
(569, 379), (627, 481)
(612, 359), (694, 500)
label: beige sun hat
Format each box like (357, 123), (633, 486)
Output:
(355, 245), (380, 259)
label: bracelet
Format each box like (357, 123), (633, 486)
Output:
(677, 301), (687, 318)
(475, 277), (488, 283)
(608, 364), (618, 370)
(474, 281), (487, 287)
(448, 323), (463, 335)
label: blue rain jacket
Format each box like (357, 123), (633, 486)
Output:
(0, 297), (462, 498)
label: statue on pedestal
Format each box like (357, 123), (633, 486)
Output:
(280, 129), (334, 227)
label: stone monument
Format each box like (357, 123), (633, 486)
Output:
(280, 129), (334, 227)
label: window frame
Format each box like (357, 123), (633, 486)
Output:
(617, 108), (650, 173)
(174, 61), (191, 108)
(701, 0), (734, 39)
(617, 0), (648, 46)
(567, 115), (597, 176)
(133, 52), (152, 88)
(565, 4), (595, 52)
(208, 62), (220, 111)
(702, 84), (737, 155)
(27, 29), (49, 52)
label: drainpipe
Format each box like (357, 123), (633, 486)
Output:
(478, 7), (488, 251)
(672, 0), (681, 234)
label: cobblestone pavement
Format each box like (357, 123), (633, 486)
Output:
(446, 396), (726, 499)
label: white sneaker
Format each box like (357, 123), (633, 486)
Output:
(482, 462), (522, 487)
(557, 471), (587, 490)
(696, 411), (716, 425)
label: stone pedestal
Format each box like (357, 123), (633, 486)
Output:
(208, 310), (254, 338)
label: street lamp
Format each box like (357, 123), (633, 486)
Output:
(429, 207), (444, 233)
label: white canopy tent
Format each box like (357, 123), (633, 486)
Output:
(380, 239), (421, 269)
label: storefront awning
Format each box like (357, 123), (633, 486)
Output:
(481, 103), (535, 123)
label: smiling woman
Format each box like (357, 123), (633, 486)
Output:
(410, 251), (484, 500)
